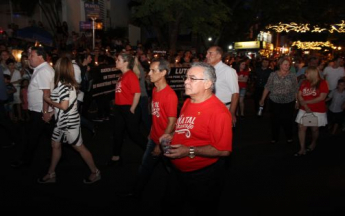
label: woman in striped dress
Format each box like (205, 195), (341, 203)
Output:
(38, 57), (100, 184)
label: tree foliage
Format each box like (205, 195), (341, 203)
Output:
(130, 0), (231, 54)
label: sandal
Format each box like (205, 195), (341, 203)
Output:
(293, 152), (306, 157)
(83, 169), (101, 184)
(37, 172), (56, 184)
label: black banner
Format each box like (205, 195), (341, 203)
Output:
(91, 65), (121, 97)
(166, 67), (189, 91)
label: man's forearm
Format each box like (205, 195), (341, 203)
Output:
(229, 93), (239, 115)
(42, 89), (51, 112)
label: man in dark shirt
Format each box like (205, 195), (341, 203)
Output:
(253, 58), (273, 113)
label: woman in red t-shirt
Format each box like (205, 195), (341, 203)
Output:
(107, 53), (147, 165)
(236, 59), (249, 117)
(294, 66), (328, 156)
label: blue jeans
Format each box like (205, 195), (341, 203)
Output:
(134, 139), (171, 194)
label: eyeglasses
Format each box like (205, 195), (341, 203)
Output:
(183, 75), (206, 82)
(149, 68), (160, 73)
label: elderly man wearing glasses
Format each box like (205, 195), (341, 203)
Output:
(161, 62), (233, 216)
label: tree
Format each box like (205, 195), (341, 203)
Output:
(129, 0), (231, 56)
(12, 0), (62, 45)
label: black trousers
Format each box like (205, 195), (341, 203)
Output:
(21, 111), (54, 164)
(0, 100), (16, 147)
(253, 86), (265, 112)
(163, 158), (227, 216)
(269, 99), (295, 141)
(112, 105), (147, 157)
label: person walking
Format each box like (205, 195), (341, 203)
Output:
(253, 58), (273, 114)
(126, 58), (178, 199)
(37, 57), (100, 184)
(294, 66), (328, 156)
(107, 53), (147, 165)
(205, 46), (239, 126)
(259, 56), (299, 143)
(162, 62), (232, 216)
(11, 46), (55, 168)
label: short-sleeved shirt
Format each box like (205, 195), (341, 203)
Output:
(28, 62), (55, 112)
(265, 71), (298, 104)
(323, 66), (345, 91)
(238, 70), (249, 89)
(170, 95), (232, 172)
(328, 88), (345, 113)
(150, 85), (178, 145)
(214, 61), (239, 103)
(115, 70), (141, 105)
(299, 80), (328, 113)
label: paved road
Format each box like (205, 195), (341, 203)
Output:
(1, 98), (345, 215)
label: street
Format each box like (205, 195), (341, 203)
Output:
(1, 98), (345, 216)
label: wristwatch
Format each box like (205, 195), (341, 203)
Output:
(189, 146), (195, 159)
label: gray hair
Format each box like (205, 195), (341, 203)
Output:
(190, 62), (216, 91)
(118, 53), (134, 70)
(151, 58), (171, 76)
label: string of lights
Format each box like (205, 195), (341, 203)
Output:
(266, 21), (345, 33)
(291, 41), (336, 50)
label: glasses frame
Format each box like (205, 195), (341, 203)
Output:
(183, 75), (206, 83)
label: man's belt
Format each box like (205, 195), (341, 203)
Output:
(224, 102), (231, 105)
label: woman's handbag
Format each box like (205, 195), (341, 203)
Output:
(301, 112), (318, 127)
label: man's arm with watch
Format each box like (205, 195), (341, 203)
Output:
(164, 144), (230, 159)
(42, 89), (52, 123)
(187, 145), (231, 158)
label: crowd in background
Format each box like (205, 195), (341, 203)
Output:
(1, 30), (345, 131)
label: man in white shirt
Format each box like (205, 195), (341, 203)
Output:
(11, 46), (55, 168)
(323, 56), (345, 91)
(206, 46), (239, 126)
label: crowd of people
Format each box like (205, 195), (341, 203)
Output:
(1, 31), (345, 214)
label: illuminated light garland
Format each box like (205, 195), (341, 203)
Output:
(329, 20), (345, 33)
(267, 21), (345, 33)
(266, 22), (310, 32)
(291, 41), (335, 50)
(311, 25), (327, 33)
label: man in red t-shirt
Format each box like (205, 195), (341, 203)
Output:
(162, 62), (232, 215)
(128, 58), (178, 199)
